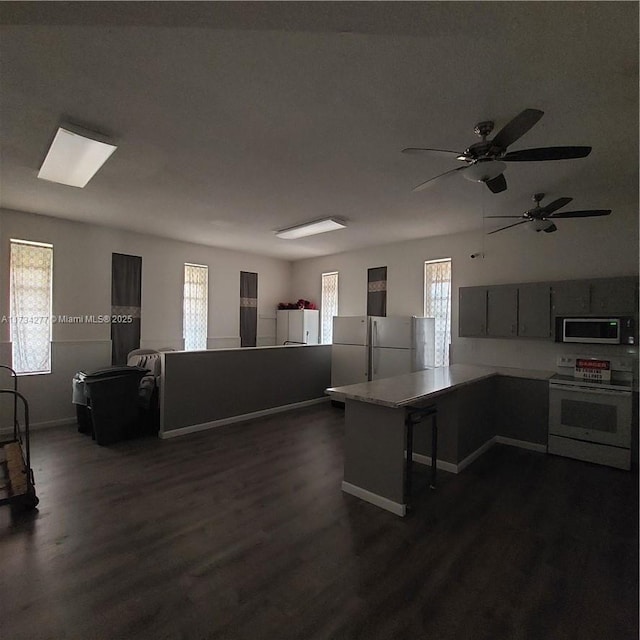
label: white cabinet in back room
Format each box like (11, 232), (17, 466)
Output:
(276, 309), (319, 345)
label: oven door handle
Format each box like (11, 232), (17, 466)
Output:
(549, 384), (631, 397)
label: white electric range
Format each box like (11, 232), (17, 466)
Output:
(548, 355), (634, 470)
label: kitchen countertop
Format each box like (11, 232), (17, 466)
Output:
(325, 364), (498, 408)
(483, 365), (555, 381)
(325, 364), (556, 409)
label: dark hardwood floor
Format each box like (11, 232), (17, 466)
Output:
(1, 404), (637, 640)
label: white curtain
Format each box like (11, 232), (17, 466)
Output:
(321, 272), (339, 344)
(183, 264), (208, 350)
(424, 259), (451, 367)
(10, 241), (53, 374)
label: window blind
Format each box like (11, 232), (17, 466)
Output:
(10, 240), (53, 374)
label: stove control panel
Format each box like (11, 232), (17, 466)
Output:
(556, 355), (633, 373)
(575, 358), (611, 383)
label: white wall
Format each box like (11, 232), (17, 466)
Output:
(0, 208), (292, 426)
(291, 204), (639, 372)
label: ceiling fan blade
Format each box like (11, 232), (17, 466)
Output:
(503, 146), (592, 162)
(487, 220), (528, 235)
(548, 209), (612, 219)
(492, 109), (544, 149)
(540, 197), (573, 215)
(543, 223), (558, 233)
(402, 147), (462, 157)
(412, 166), (467, 192)
(485, 173), (507, 193)
(484, 215), (524, 219)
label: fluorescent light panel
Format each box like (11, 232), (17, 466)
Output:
(38, 127), (117, 188)
(276, 217), (346, 240)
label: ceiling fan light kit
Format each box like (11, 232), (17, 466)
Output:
(462, 160), (506, 183)
(530, 218), (554, 233)
(275, 217), (347, 240)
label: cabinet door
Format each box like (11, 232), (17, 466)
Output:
(551, 281), (590, 316)
(518, 283), (551, 338)
(495, 376), (549, 444)
(487, 286), (518, 337)
(276, 310), (289, 345)
(302, 310), (319, 344)
(590, 278), (638, 315)
(459, 287), (487, 337)
(288, 310), (305, 343)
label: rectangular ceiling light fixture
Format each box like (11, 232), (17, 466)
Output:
(38, 126), (117, 188)
(275, 217), (347, 240)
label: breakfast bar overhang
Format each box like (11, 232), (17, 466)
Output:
(326, 365), (503, 516)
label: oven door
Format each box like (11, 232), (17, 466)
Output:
(549, 383), (632, 447)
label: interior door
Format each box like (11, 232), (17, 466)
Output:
(331, 344), (369, 386)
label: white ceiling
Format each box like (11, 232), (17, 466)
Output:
(1, 2), (638, 261)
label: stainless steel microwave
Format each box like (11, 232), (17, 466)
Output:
(561, 317), (635, 344)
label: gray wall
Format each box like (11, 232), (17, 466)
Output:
(161, 345), (331, 432)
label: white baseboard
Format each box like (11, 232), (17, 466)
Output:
(411, 453), (458, 474)
(0, 416), (75, 436)
(160, 397), (329, 439)
(411, 435), (547, 474)
(341, 481), (406, 517)
(457, 437), (496, 473)
(495, 436), (547, 453)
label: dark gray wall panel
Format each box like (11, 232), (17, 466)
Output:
(162, 345), (331, 431)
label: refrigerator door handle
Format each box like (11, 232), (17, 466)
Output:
(372, 320), (378, 375)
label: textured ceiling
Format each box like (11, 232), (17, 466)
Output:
(1, 2), (638, 260)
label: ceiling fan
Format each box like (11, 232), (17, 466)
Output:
(402, 109), (592, 194)
(486, 193), (611, 235)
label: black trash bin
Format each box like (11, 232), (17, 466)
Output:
(72, 366), (148, 445)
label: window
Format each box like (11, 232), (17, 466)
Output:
(424, 258), (452, 367)
(183, 263), (208, 350)
(10, 239), (53, 374)
(321, 271), (339, 344)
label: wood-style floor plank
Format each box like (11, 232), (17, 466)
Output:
(0, 404), (637, 640)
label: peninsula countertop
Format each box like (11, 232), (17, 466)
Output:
(326, 364), (556, 409)
(325, 364), (502, 409)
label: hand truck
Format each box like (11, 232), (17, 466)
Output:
(0, 365), (39, 512)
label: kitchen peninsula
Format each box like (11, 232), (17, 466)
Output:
(326, 364), (553, 516)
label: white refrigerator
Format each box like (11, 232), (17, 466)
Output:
(331, 316), (435, 387)
(276, 309), (319, 345)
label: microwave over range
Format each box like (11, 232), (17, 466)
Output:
(558, 317), (635, 345)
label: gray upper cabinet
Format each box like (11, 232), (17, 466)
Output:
(459, 287), (487, 337)
(552, 277), (638, 316)
(518, 283), (551, 338)
(486, 286), (518, 337)
(590, 277), (637, 315)
(551, 281), (590, 316)
(460, 276), (636, 340)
